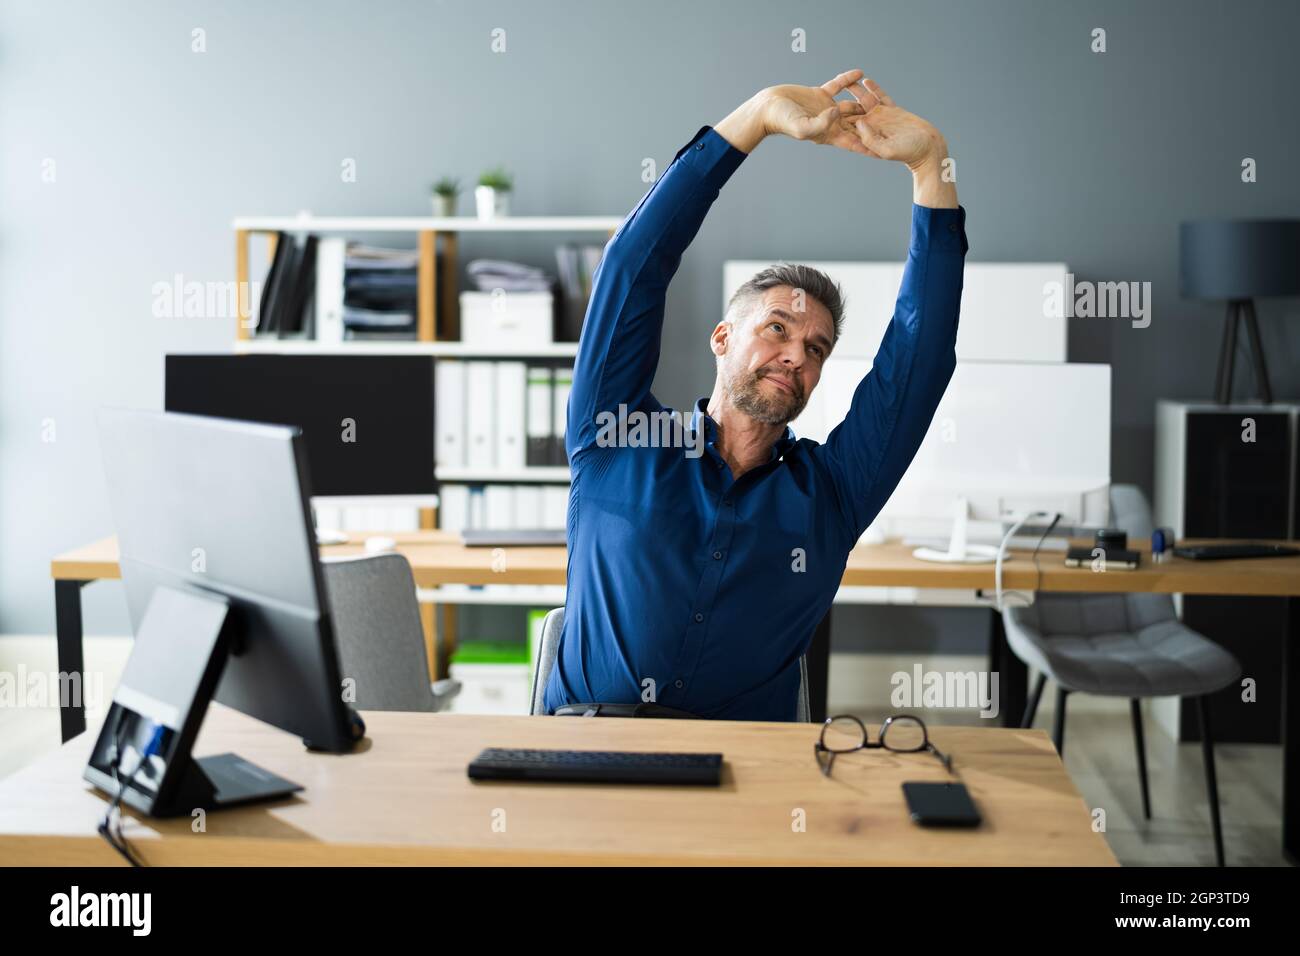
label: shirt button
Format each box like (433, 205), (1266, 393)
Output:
(675, 680), (684, 688)
(695, 142), (705, 150)
(712, 551), (722, 560)
(948, 222), (958, 232)
(694, 612), (704, 623)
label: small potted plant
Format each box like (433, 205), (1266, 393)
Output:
(475, 167), (513, 220)
(431, 177), (459, 217)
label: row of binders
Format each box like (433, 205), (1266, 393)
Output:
(436, 360), (573, 471)
(438, 484), (569, 532)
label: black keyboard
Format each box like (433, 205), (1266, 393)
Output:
(1173, 543), (1300, 561)
(467, 747), (723, 785)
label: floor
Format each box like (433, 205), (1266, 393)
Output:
(0, 635), (1287, 866)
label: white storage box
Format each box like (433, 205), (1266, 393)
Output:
(460, 291), (554, 348)
(447, 661), (532, 715)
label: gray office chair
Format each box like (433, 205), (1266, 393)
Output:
(320, 553), (460, 712)
(1002, 484), (1241, 866)
(529, 607), (812, 722)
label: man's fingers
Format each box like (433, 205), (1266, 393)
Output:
(854, 118), (887, 151)
(819, 69), (864, 97)
(836, 100), (867, 117)
(860, 77), (896, 107)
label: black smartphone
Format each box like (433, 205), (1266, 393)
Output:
(902, 781), (981, 827)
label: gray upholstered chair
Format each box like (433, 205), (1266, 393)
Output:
(529, 607), (812, 722)
(320, 553), (460, 712)
(1002, 484), (1241, 865)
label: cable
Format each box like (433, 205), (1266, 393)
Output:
(994, 511), (1060, 611)
(98, 718), (163, 867)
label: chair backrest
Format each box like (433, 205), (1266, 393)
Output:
(1006, 482), (1176, 639)
(530, 606), (813, 722)
(320, 552), (439, 712)
(1108, 483), (1155, 538)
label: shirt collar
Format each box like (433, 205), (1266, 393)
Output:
(691, 397), (798, 463)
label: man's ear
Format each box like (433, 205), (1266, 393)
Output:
(710, 319), (731, 357)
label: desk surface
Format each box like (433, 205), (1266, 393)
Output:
(51, 532), (1300, 596)
(0, 705), (1116, 866)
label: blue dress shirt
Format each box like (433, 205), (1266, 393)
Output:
(543, 124), (969, 721)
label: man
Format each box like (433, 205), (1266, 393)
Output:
(543, 69), (967, 721)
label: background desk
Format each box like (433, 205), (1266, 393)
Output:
(50, 533), (1300, 856)
(0, 704), (1116, 866)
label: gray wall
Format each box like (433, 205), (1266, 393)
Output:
(3, 0), (1299, 648)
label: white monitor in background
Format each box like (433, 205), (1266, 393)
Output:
(795, 361), (1112, 556)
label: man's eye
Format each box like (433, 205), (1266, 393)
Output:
(770, 322), (784, 334)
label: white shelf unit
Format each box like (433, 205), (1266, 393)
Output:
(233, 339), (580, 358)
(233, 215), (624, 233)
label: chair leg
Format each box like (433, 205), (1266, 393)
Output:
(1130, 698), (1152, 820)
(1021, 672), (1046, 728)
(1052, 687), (1069, 756)
(1196, 695), (1227, 867)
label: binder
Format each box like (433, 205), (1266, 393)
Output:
(435, 359), (467, 471)
(495, 362), (527, 471)
(467, 486), (487, 529)
(514, 485), (544, 528)
(279, 235), (318, 337)
(314, 238), (347, 344)
(484, 485), (515, 529)
(465, 362), (496, 470)
(438, 485), (470, 532)
(526, 366), (554, 467)
(551, 365), (573, 465)
(256, 231), (294, 335)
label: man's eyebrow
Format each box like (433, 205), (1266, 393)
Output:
(767, 307), (833, 352)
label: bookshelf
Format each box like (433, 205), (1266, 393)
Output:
(233, 215), (621, 343)
(233, 215), (617, 678)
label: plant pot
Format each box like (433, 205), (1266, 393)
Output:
(475, 185), (510, 220)
(432, 194), (456, 217)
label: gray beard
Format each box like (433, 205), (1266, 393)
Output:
(725, 364), (807, 426)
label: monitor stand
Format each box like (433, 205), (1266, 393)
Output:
(912, 497), (1001, 564)
(84, 585), (303, 818)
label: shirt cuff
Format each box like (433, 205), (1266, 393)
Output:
(673, 125), (748, 189)
(910, 203), (969, 256)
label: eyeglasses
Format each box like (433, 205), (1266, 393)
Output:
(814, 714), (953, 777)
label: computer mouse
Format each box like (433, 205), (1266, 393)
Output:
(364, 535), (397, 554)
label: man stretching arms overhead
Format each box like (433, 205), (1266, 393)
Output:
(544, 70), (967, 721)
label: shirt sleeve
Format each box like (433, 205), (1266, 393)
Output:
(813, 203), (970, 537)
(566, 125), (748, 461)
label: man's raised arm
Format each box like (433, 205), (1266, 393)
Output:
(567, 72), (873, 461)
(564, 119), (749, 461)
(814, 78), (969, 536)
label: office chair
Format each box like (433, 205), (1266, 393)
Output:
(529, 606), (813, 722)
(320, 553), (460, 712)
(1002, 484), (1240, 866)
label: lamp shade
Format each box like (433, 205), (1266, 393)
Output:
(1180, 219), (1300, 299)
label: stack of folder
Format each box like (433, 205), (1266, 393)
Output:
(438, 484), (569, 532)
(436, 359), (572, 471)
(315, 241), (420, 343)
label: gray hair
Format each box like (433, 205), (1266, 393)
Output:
(725, 262), (845, 348)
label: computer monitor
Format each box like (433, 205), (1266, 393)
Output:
(799, 361), (1111, 561)
(164, 354), (436, 499)
(85, 409), (363, 817)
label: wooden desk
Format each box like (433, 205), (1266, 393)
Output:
(50, 531), (1300, 595)
(0, 704), (1116, 866)
(49, 532), (1300, 859)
